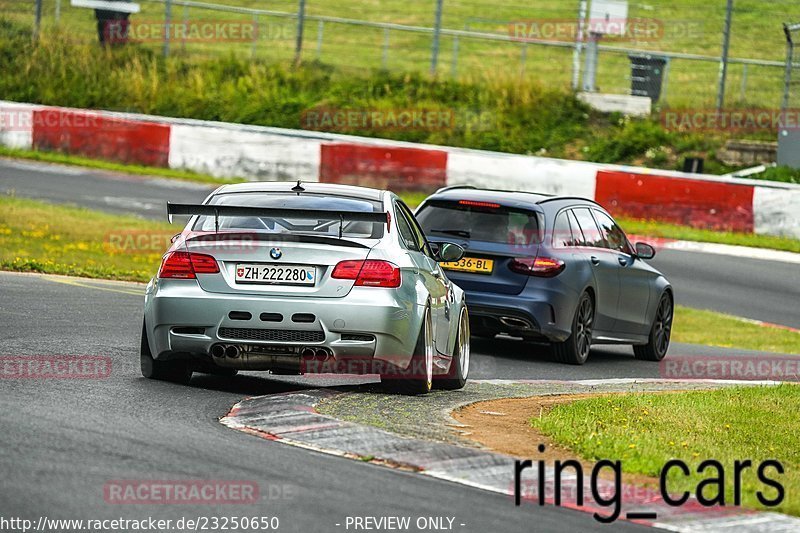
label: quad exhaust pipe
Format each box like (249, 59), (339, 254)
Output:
(210, 343), (241, 358)
(213, 344), (330, 361)
(225, 345), (240, 358)
(301, 347), (332, 360)
(210, 344), (226, 358)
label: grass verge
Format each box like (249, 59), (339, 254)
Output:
(531, 385), (800, 516)
(0, 195), (174, 282)
(673, 307), (800, 353)
(2, 195), (799, 353)
(619, 217), (800, 254)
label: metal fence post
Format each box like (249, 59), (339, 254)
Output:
(450, 35), (459, 77)
(182, 3), (189, 51)
(163, 0), (173, 57)
(430, 0), (443, 74)
(571, 0), (588, 90)
(315, 20), (324, 60)
(34, 0), (43, 40)
(294, 0), (307, 66)
(740, 63), (748, 102)
(582, 33), (600, 92)
(716, 0), (733, 111)
(251, 14), (258, 58)
(55, 0), (62, 25)
(520, 43), (527, 77)
(382, 28), (390, 70)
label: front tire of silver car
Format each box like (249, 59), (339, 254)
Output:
(382, 306), (434, 395)
(436, 306), (470, 390)
(140, 319), (193, 385)
(552, 292), (593, 365)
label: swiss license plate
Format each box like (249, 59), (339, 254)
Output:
(441, 257), (494, 274)
(235, 263), (316, 285)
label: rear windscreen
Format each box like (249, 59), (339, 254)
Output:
(416, 200), (543, 245)
(193, 192), (385, 239)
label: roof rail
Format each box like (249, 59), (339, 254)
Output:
(536, 196), (601, 206)
(434, 185), (477, 193)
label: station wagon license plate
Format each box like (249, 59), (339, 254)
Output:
(441, 257), (494, 274)
(235, 263), (316, 285)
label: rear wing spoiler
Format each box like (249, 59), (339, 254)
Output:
(166, 202), (389, 235)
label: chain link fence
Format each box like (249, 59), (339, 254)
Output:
(3, 0), (800, 109)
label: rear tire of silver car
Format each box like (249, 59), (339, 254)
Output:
(436, 306), (470, 390)
(634, 292), (673, 362)
(140, 319), (193, 385)
(553, 291), (593, 365)
(382, 306), (434, 395)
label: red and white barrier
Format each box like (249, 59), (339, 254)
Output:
(1, 100), (799, 239)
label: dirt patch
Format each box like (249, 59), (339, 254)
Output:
(452, 393), (659, 487)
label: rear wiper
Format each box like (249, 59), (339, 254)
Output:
(430, 228), (471, 238)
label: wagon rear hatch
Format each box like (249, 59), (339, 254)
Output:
(416, 198), (544, 295)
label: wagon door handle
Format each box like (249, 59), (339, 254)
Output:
(590, 256), (600, 266)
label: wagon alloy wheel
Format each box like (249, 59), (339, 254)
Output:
(575, 296), (594, 361)
(635, 292), (673, 362)
(553, 292), (594, 365)
(436, 306), (470, 390)
(382, 306), (435, 395)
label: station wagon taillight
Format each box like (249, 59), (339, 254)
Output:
(158, 252), (220, 279)
(332, 260), (401, 288)
(509, 256), (565, 277)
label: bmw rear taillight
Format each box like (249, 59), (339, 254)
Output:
(158, 252), (220, 279)
(509, 256), (565, 277)
(332, 260), (401, 288)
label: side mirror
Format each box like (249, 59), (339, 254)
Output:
(437, 242), (465, 263)
(635, 242), (656, 260)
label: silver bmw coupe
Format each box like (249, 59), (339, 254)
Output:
(140, 181), (470, 394)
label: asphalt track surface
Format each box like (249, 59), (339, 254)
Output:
(1, 157), (799, 532)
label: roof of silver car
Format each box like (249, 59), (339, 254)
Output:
(214, 181), (385, 201)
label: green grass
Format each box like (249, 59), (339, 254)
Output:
(619, 217), (800, 254)
(2, 0), (793, 107)
(0, 16), (766, 172)
(673, 306), (800, 354)
(0, 195), (175, 282)
(532, 385), (800, 516)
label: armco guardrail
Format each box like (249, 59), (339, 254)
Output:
(1, 100), (798, 239)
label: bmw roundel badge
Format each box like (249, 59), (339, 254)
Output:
(270, 247), (282, 260)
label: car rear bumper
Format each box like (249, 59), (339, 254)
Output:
(463, 282), (578, 342)
(143, 279), (419, 371)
